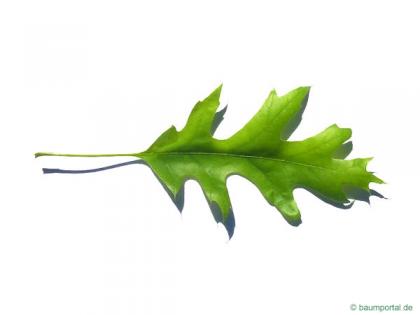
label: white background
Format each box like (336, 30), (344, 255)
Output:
(0, 0), (419, 314)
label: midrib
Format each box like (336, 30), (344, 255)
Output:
(140, 151), (331, 171)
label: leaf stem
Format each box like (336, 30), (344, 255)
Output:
(34, 152), (140, 158)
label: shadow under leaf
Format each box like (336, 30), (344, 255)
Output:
(42, 159), (185, 212)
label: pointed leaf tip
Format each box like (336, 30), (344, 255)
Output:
(209, 84), (223, 99)
(298, 86), (311, 94)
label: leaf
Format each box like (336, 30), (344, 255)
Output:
(36, 85), (384, 238)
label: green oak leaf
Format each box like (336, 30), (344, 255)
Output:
(36, 85), (384, 238)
